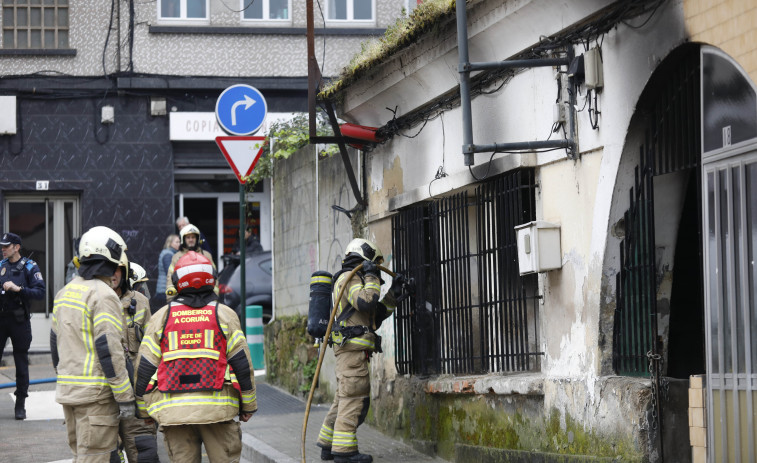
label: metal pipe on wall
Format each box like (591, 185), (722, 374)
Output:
(456, 0), (474, 167)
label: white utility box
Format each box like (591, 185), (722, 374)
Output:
(514, 221), (562, 275)
(0, 96), (17, 135)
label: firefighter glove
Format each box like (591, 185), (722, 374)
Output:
(362, 260), (379, 277)
(390, 274), (405, 298)
(118, 402), (136, 420)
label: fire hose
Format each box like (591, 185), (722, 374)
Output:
(300, 262), (396, 463)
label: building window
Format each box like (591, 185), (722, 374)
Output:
(242, 0), (290, 21)
(327, 0), (373, 22)
(159, 0), (208, 20)
(2, 0), (69, 49)
(392, 169), (541, 376)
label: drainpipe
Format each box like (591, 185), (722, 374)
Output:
(456, 0), (474, 167)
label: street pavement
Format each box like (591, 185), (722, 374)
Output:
(1, 352), (448, 463)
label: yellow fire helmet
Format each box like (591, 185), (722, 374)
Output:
(129, 262), (148, 289)
(179, 223), (202, 246)
(344, 238), (383, 263)
(78, 226), (128, 266)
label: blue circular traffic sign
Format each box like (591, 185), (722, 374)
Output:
(215, 84), (268, 136)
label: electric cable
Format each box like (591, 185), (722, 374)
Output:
(217, 0), (257, 13)
(103, 0), (116, 76)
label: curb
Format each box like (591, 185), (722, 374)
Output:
(242, 433), (299, 463)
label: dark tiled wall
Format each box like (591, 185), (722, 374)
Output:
(0, 94), (175, 291)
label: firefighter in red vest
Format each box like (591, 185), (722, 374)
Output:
(133, 251), (257, 462)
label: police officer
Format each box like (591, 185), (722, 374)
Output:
(134, 251), (257, 462)
(114, 261), (159, 463)
(316, 239), (406, 463)
(0, 232), (45, 420)
(164, 224), (215, 302)
(51, 226), (135, 462)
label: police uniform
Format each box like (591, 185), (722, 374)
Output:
(135, 251), (256, 463)
(316, 260), (397, 462)
(119, 289), (159, 463)
(0, 232), (45, 419)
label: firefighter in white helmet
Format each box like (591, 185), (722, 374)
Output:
(50, 226), (135, 462)
(113, 260), (159, 462)
(134, 251), (257, 462)
(316, 238), (408, 463)
(164, 224), (215, 302)
(129, 262), (151, 299)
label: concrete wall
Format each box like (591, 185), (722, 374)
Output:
(271, 144), (360, 396)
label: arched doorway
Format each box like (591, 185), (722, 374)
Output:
(609, 43), (704, 461)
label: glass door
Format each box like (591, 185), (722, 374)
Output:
(4, 195), (79, 317)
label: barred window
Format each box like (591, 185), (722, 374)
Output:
(392, 169), (542, 376)
(2, 0), (69, 49)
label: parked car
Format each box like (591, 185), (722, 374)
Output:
(218, 251), (272, 324)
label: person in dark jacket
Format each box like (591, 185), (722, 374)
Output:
(0, 232), (45, 420)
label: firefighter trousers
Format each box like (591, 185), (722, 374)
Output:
(62, 400), (120, 463)
(317, 350), (370, 456)
(118, 415), (159, 462)
(162, 420), (242, 463)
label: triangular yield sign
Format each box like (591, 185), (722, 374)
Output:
(216, 136), (266, 184)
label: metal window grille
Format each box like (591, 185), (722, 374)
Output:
(2, 0), (69, 49)
(392, 169), (541, 376)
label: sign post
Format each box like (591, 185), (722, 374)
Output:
(215, 84), (268, 340)
(215, 136), (266, 335)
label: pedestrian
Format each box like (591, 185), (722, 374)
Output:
(134, 251), (257, 462)
(164, 224), (215, 302)
(233, 225), (263, 255)
(114, 260), (159, 462)
(51, 226), (135, 462)
(151, 234), (179, 313)
(175, 216), (213, 258)
(0, 232), (45, 420)
(316, 238), (406, 463)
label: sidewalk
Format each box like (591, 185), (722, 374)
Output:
(1, 353), (447, 463)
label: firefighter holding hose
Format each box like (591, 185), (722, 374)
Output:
(315, 238), (410, 463)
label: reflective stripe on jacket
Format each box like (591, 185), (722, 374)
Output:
(52, 276), (135, 405)
(135, 300), (256, 425)
(157, 302), (227, 392)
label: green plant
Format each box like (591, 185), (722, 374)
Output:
(243, 111), (338, 189)
(299, 357), (320, 393)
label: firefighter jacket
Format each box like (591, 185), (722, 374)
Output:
(120, 289), (151, 364)
(51, 275), (135, 405)
(164, 248), (216, 301)
(133, 299), (256, 425)
(330, 270), (397, 354)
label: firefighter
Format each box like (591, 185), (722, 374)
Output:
(0, 232), (45, 420)
(130, 262), (151, 299)
(114, 260), (159, 463)
(316, 238), (406, 463)
(164, 224), (215, 302)
(134, 251), (257, 462)
(51, 226), (135, 462)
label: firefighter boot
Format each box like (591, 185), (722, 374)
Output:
(333, 452), (372, 463)
(320, 447), (334, 460)
(14, 396), (26, 420)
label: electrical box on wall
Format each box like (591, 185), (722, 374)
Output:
(0, 96), (17, 135)
(514, 221), (562, 275)
(584, 47), (604, 90)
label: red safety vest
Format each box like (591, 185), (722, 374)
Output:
(157, 302), (227, 393)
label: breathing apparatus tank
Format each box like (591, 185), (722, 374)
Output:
(307, 271), (333, 339)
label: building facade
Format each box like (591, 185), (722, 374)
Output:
(271, 0), (757, 461)
(0, 0), (408, 348)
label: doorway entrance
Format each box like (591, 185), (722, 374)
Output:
(3, 194), (80, 351)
